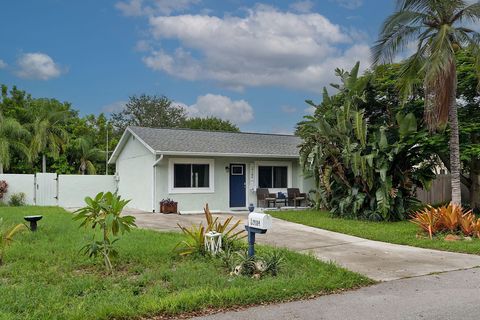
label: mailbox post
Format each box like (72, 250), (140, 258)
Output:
(245, 212), (272, 257)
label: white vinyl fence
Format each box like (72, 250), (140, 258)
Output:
(0, 173), (117, 207)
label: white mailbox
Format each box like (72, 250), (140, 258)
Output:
(248, 212), (272, 230)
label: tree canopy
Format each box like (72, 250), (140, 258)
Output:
(0, 86), (241, 174)
(110, 94), (187, 133)
(182, 117), (239, 132)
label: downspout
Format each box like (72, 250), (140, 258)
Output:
(152, 154), (164, 212)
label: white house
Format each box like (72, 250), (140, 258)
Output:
(108, 126), (313, 213)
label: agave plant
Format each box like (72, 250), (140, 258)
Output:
(0, 218), (27, 265)
(410, 206), (441, 239)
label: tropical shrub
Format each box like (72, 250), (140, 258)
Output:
(8, 192), (26, 207)
(73, 192), (136, 272)
(298, 63), (437, 221)
(0, 218), (27, 265)
(175, 203), (245, 256)
(0, 180), (7, 201)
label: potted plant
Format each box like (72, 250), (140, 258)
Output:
(160, 198), (178, 214)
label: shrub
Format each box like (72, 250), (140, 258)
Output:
(73, 192), (136, 273)
(0, 181), (8, 201)
(8, 193), (26, 207)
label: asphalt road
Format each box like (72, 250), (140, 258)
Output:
(193, 268), (480, 320)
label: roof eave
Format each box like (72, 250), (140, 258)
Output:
(154, 150), (299, 159)
(108, 127), (156, 164)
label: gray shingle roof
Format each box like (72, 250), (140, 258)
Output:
(129, 126), (301, 157)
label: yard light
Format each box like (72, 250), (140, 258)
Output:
(204, 231), (222, 255)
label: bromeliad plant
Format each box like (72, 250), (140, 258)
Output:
(410, 203), (480, 239)
(175, 203), (245, 256)
(0, 218), (27, 265)
(73, 192), (136, 273)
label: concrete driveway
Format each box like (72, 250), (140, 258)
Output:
(126, 209), (480, 281)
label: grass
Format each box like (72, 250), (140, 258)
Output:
(0, 207), (372, 320)
(271, 210), (480, 255)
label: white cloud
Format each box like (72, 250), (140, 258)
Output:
(180, 94), (254, 124)
(289, 0), (314, 13)
(142, 6), (370, 92)
(115, 0), (199, 16)
(16, 53), (63, 80)
(102, 100), (127, 113)
(0, 59), (7, 69)
(330, 0), (363, 9)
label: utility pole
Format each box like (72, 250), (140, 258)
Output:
(106, 122), (109, 175)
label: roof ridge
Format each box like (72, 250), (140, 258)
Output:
(128, 125), (297, 137)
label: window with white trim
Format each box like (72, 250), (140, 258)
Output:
(258, 166), (288, 188)
(174, 164), (209, 188)
(169, 159), (214, 193)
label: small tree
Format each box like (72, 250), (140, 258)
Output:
(73, 192), (136, 273)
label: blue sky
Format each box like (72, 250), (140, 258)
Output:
(0, 0), (395, 133)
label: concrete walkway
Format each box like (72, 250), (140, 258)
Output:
(193, 268), (480, 320)
(127, 209), (480, 281)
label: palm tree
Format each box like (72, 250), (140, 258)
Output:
(72, 136), (104, 175)
(0, 113), (30, 174)
(372, 0), (480, 204)
(29, 102), (69, 173)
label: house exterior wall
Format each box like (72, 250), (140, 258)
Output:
(115, 135), (154, 211)
(154, 155), (308, 213)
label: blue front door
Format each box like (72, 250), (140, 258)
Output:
(229, 164), (246, 207)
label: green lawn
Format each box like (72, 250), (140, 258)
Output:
(0, 207), (371, 320)
(271, 210), (480, 255)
